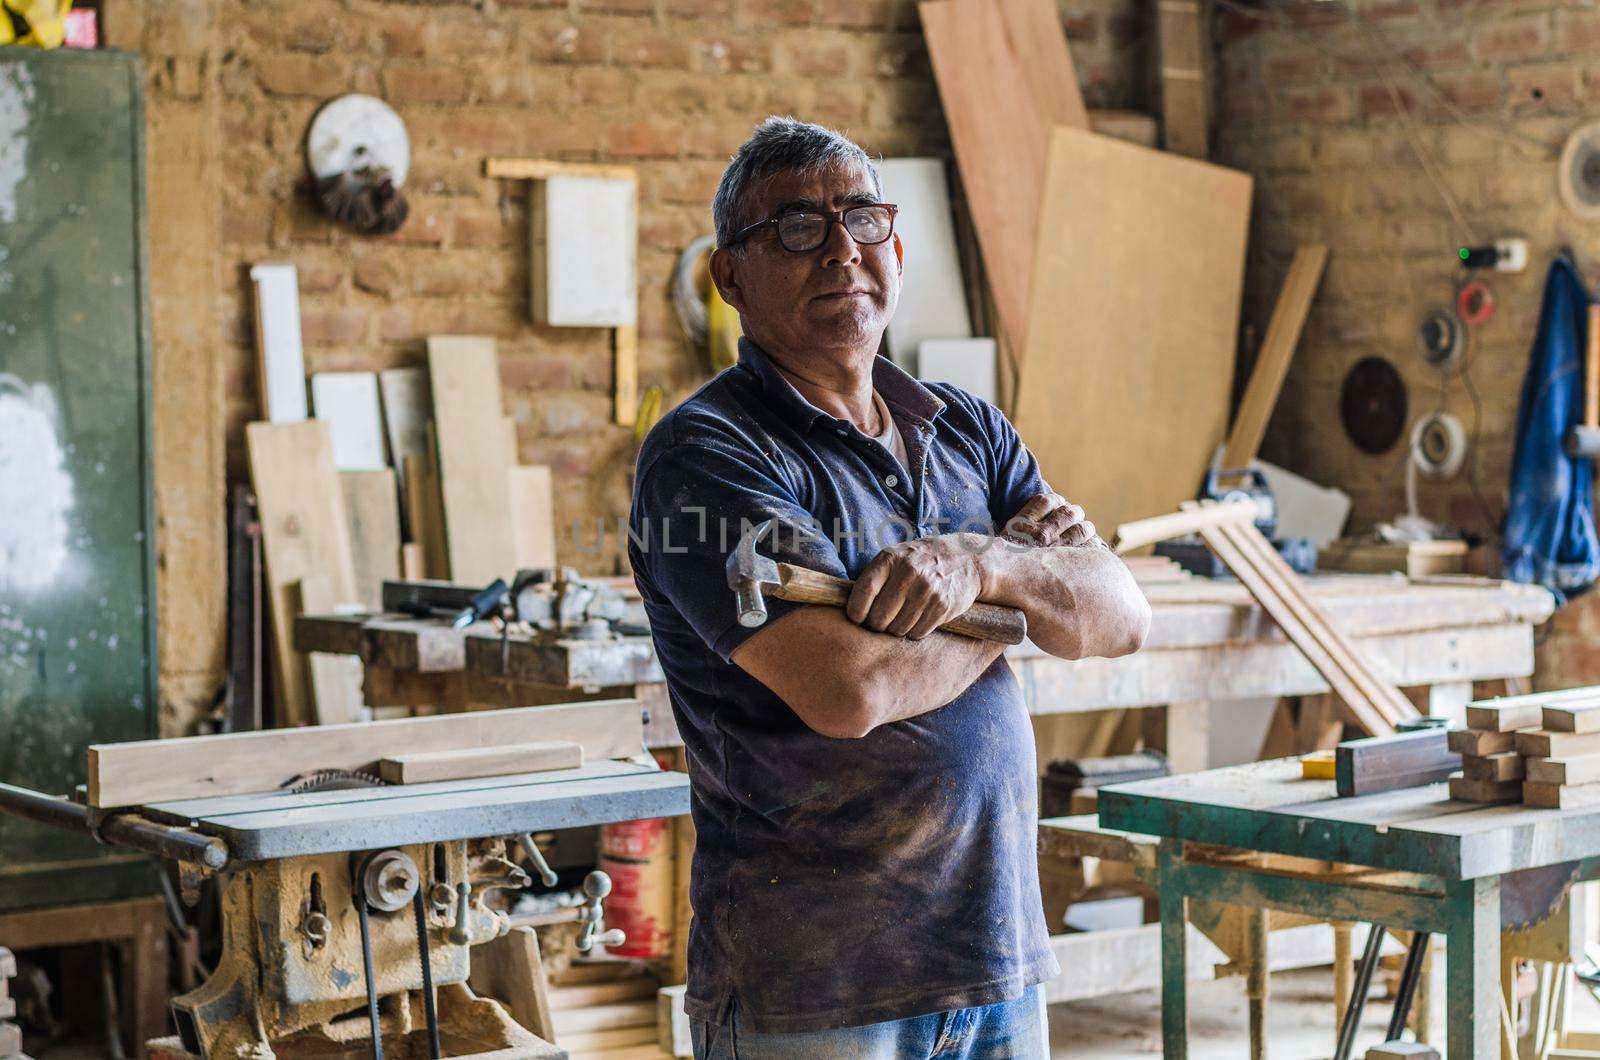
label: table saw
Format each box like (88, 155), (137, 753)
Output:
(0, 700), (689, 1059)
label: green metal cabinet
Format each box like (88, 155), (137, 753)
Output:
(0, 47), (160, 909)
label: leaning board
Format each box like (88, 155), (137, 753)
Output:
(1015, 128), (1251, 533)
(428, 336), (515, 585)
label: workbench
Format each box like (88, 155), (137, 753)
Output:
(1098, 758), (1600, 1059)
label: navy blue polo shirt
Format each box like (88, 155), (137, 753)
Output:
(628, 339), (1059, 1034)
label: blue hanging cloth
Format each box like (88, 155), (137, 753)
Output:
(1502, 255), (1600, 600)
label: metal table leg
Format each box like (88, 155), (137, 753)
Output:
(1446, 877), (1501, 1060)
(1245, 906), (1268, 1060)
(1160, 838), (1190, 1058)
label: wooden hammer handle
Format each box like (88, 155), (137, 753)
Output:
(773, 564), (1028, 645)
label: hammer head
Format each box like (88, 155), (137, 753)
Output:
(726, 518), (781, 627)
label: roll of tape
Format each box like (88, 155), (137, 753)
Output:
(1410, 411), (1467, 479)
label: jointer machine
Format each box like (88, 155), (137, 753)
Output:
(0, 699), (689, 1058)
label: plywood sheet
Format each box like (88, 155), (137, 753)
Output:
(920, 0), (1087, 354)
(378, 367), (429, 471)
(249, 263), (306, 422)
(918, 338), (997, 405)
(534, 175), (638, 327)
(510, 465), (558, 569)
(310, 371), (386, 470)
(1015, 128), (1251, 533)
(876, 158), (973, 368)
(427, 336), (515, 585)
(245, 420), (358, 727)
(340, 469), (401, 610)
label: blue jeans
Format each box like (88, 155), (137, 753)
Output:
(691, 985), (1049, 1060)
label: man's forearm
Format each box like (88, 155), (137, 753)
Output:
(732, 605), (1005, 738)
(971, 534), (1151, 660)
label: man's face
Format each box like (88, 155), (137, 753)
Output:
(712, 160), (904, 360)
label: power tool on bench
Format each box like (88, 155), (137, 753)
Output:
(1154, 468), (1317, 578)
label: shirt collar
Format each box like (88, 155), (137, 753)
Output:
(738, 337), (945, 433)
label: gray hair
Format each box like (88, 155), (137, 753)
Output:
(711, 116), (881, 250)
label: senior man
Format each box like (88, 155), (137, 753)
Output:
(628, 117), (1151, 1059)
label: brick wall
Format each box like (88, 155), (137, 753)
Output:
(1210, 0), (1597, 686)
(112, 0), (1147, 729)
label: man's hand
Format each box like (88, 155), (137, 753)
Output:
(845, 535), (985, 641)
(1005, 492), (1095, 547)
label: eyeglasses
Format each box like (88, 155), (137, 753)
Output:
(728, 203), (899, 253)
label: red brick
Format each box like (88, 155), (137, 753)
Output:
(637, 70), (720, 112)
(657, 160), (726, 203)
(814, 82), (868, 124)
(785, 40), (852, 76)
(1284, 0), (1350, 26)
(452, 209), (518, 248)
(614, 27), (692, 67)
(816, 0), (897, 29)
(378, 306), (414, 342)
(1402, 40), (1470, 68)
(380, 20), (427, 58)
(1475, 18), (1548, 63)
(574, 66), (634, 105)
(1284, 86), (1353, 123)
(222, 208), (272, 247)
(353, 257), (401, 296)
(697, 37), (774, 73)
(298, 263), (344, 294)
(390, 208), (446, 245)
(300, 306), (369, 345)
(1359, 82), (1418, 117)
(666, 0), (732, 15)
(1429, 72), (1503, 113)
(579, 0), (655, 11)
(501, 353), (576, 391)
(1558, 10), (1600, 53)
(1265, 49), (1321, 84)
(685, 123), (750, 158)
(743, 0), (813, 26)
(256, 53), (351, 98)
(382, 64), (471, 104)
(639, 207), (698, 249)
(521, 18), (606, 63)
(1508, 62), (1581, 108)
(609, 120), (684, 158)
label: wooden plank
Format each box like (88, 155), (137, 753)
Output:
(1114, 500), (1257, 553)
(467, 927), (555, 1041)
(614, 324), (639, 427)
(1465, 701), (1545, 732)
(550, 977), (660, 1010)
(1218, 245), (1328, 473)
(310, 371), (386, 470)
(87, 699), (641, 807)
(246, 420), (359, 728)
(427, 336), (515, 585)
(340, 469), (401, 611)
(486, 158), (639, 182)
(559, 1027), (658, 1052)
(1088, 108), (1160, 147)
(294, 575), (364, 726)
(1158, 0), (1210, 157)
(249, 263), (306, 422)
(403, 450), (447, 580)
(1448, 774), (1522, 804)
(1516, 730), (1600, 759)
(1525, 755), (1600, 786)
(1462, 752), (1525, 783)
(875, 158), (974, 368)
(378, 366), (429, 532)
(919, 0), (1087, 359)
(378, 740), (584, 784)
(1449, 728), (1519, 755)
(510, 465), (558, 570)
(551, 1000), (656, 1037)
(1016, 128), (1251, 533)
(533, 175), (638, 328)
(1523, 780), (1600, 810)
(1543, 700), (1600, 733)
(1335, 729), (1458, 796)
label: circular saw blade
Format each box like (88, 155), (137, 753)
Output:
(1340, 356), (1409, 454)
(280, 768), (387, 794)
(1502, 861), (1582, 933)
(1560, 120), (1600, 220)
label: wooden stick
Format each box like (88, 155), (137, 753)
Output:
(773, 564), (1028, 644)
(1112, 500), (1256, 553)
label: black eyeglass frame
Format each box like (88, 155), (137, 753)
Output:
(727, 203), (900, 253)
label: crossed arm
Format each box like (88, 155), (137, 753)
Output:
(731, 494), (1151, 739)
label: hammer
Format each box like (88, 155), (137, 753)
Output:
(724, 518), (1028, 644)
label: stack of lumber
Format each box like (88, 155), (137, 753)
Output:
(549, 964), (675, 1060)
(1447, 699), (1541, 804)
(1319, 537), (1468, 578)
(1513, 687), (1600, 809)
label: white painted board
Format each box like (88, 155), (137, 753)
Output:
(378, 367), (429, 469)
(1209, 447), (1352, 549)
(539, 176), (638, 327)
(917, 337), (997, 406)
(310, 372), (387, 470)
(876, 158), (973, 369)
(250, 263), (307, 422)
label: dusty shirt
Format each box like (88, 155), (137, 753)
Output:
(627, 339), (1059, 1034)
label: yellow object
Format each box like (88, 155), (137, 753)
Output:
(634, 385), (663, 444)
(6, 0), (72, 48)
(1301, 750), (1336, 780)
(707, 281), (741, 373)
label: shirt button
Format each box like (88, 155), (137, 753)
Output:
(885, 474), (899, 488)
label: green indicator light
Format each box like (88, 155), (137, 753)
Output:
(1459, 247), (1470, 260)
